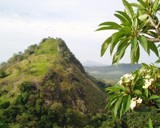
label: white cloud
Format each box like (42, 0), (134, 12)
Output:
(0, 0), (158, 64)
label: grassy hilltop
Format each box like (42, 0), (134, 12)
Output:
(0, 38), (106, 127)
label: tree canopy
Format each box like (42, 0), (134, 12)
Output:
(97, 0), (160, 64)
(97, 2), (160, 127)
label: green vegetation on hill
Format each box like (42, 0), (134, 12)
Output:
(1, 37), (160, 127)
(0, 37), (106, 127)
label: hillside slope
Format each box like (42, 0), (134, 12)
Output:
(0, 38), (105, 127)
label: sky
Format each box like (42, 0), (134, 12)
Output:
(0, 0), (158, 65)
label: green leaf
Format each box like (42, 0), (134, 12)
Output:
(139, 35), (150, 55)
(110, 32), (125, 55)
(96, 26), (119, 31)
(142, 63), (149, 68)
(135, 44), (140, 63)
(112, 52), (119, 64)
(134, 18), (138, 31)
(130, 44), (135, 64)
(116, 11), (132, 24)
(146, 31), (158, 38)
(156, 58), (160, 63)
(130, 38), (138, 64)
(114, 97), (123, 117)
(139, 20), (148, 31)
(142, 25), (151, 33)
(122, 0), (134, 19)
(148, 118), (153, 128)
(130, 2), (144, 9)
(149, 95), (160, 100)
(132, 37), (138, 51)
(120, 26), (132, 35)
(107, 85), (125, 93)
(117, 38), (129, 51)
(106, 96), (117, 110)
(148, 42), (159, 57)
(119, 102), (124, 118)
(101, 37), (112, 56)
(114, 13), (127, 23)
(144, 89), (149, 98)
(97, 21), (121, 31)
(153, 0), (160, 13)
(114, 39), (130, 64)
(137, 0), (147, 8)
(123, 95), (131, 113)
(106, 93), (121, 110)
(134, 90), (142, 96)
(138, 14), (148, 21)
(158, 4), (160, 10)
(99, 22), (121, 28)
(130, 43), (140, 64)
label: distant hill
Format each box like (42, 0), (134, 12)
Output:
(82, 60), (105, 67)
(0, 38), (106, 127)
(84, 63), (142, 83)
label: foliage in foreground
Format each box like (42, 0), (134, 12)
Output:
(97, 0), (160, 64)
(1, 77), (159, 128)
(98, 0), (160, 127)
(106, 64), (160, 118)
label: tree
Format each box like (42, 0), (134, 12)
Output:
(97, 0), (160, 127)
(0, 70), (7, 78)
(97, 0), (160, 64)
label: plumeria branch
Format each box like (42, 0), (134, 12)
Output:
(149, 15), (157, 29)
(147, 37), (160, 43)
(146, 16), (160, 43)
(156, 22), (160, 35)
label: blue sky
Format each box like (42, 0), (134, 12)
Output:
(0, 0), (158, 65)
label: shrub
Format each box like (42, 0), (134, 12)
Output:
(0, 101), (10, 109)
(0, 121), (9, 128)
(50, 102), (64, 113)
(20, 81), (35, 92)
(0, 90), (8, 96)
(0, 71), (7, 78)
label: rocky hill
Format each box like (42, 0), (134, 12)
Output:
(0, 38), (106, 127)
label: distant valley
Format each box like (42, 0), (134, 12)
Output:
(84, 64), (142, 84)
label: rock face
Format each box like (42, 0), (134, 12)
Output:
(0, 37), (106, 126)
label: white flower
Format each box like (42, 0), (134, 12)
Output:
(124, 74), (134, 79)
(119, 80), (123, 85)
(143, 79), (153, 89)
(139, 68), (146, 74)
(130, 75), (134, 80)
(122, 73), (134, 83)
(130, 97), (142, 110)
(130, 98), (137, 110)
(123, 74), (130, 78)
(143, 85), (148, 89)
(125, 79), (130, 83)
(145, 74), (151, 79)
(150, 78), (154, 82)
(147, 79), (152, 83)
(136, 98), (142, 104)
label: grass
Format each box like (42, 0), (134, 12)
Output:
(0, 38), (62, 103)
